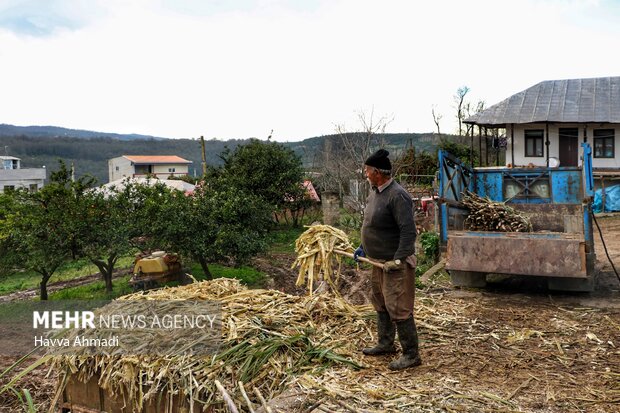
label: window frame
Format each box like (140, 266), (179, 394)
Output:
(593, 129), (615, 159)
(524, 129), (544, 157)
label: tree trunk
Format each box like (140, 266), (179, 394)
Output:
(40, 272), (51, 300)
(92, 254), (117, 294)
(198, 256), (213, 280)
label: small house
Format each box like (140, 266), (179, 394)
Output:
(465, 76), (620, 188)
(0, 156), (46, 193)
(108, 155), (192, 182)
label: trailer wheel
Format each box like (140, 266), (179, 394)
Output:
(547, 277), (594, 292)
(449, 270), (487, 288)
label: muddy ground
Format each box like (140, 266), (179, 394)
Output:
(1, 216), (619, 412)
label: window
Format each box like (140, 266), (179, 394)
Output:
(29, 184), (38, 192)
(168, 168), (176, 173)
(3, 185), (15, 192)
(115, 166), (119, 171)
(524, 130), (544, 157)
(594, 129), (615, 158)
(503, 173), (551, 201)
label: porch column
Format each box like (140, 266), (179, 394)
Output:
(545, 123), (550, 167)
(478, 125), (482, 167)
(510, 123), (515, 167)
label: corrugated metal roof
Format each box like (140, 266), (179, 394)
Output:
(465, 76), (620, 126)
(123, 155), (192, 164)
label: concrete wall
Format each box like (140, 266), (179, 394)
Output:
(0, 168), (46, 192)
(150, 164), (189, 177)
(108, 157), (134, 182)
(507, 123), (620, 168)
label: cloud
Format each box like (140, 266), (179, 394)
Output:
(0, 0), (106, 36)
(0, 0), (618, 140)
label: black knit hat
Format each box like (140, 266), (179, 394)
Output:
(364, 149), (391, 171)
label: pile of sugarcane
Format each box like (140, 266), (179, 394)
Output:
(47, 278), (371, 412)
(461, 190), (532, 232)
(291, 224), (354, 293)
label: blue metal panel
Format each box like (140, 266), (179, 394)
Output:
(581, 143), (594, 198)
(474, 171), (503, 200)
(440, 203), (448, 243)
(550, 170), (581, 203)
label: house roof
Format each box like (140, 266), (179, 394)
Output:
(465, 76), (620, 127)
(303, 180), (320, 202)
(99, 177), (196, 196)
(123, 155), (192, 164)
(0, 156), (20, 161)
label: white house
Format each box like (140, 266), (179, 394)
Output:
(0, 156), (46, 193)
(108, 155), (192, 182)
(465, 76), (620, 172)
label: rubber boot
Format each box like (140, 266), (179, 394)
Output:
(388, 316), (422, 370)
(363, 312), (397, 355)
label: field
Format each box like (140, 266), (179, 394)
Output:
(0, 217), (619, 412)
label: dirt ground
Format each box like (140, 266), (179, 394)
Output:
(1, 216), (619, 412)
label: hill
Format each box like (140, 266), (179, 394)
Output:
(0, 124), (167, 141)
(0, 125), (443, 184)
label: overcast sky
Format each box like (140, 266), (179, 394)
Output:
(0, 0), (619, 142)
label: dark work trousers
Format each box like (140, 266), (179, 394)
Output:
(369, 260), (416, 321)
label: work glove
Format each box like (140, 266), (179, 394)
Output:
(353, 245), (365, 262)
(383, 259), (403, 272)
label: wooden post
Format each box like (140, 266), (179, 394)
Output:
(601, 176), (606, 212)
(510, 123), (515, 166)
(478, 125), (482, 167)
(200, 136), (207, 177)
(545, 123), (550, 167)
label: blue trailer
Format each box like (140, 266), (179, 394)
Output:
(438, 143), (596, 291)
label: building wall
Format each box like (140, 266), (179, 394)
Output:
(0, 168), (46, 193)
(150, 163), (189, 177)
(109, 157), (190, 182)
(508, 123), (620, 168)
(108, 157), (134, 182)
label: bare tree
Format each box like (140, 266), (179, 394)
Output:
(454, 86), (470, 136)
(431, 105), (442, 136)
(314, 109), (393, 214)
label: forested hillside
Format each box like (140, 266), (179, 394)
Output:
(0, 136), (245, 184)
(0, 124), (166, 140)
(0, 131), (442, 184)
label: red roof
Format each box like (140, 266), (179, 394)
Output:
(123, 155), (192, 164)
(304, 180), (320, 202)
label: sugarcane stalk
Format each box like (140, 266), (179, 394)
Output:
(333, 249), (384, 269)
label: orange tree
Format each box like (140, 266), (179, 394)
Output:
(0, 162), (94, 300)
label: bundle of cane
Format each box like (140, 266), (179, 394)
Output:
(461, 190), (532, 232)
(291, 224), (354, 295)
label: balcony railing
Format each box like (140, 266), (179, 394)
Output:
(132, 172), (189, 178)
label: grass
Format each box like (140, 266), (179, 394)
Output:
(48, 275), (133, 300)
(190, 263), (267, 288)
(0, 255), (135, 297)
(0, 224), (317, 299)
(267, 225), (306, 254)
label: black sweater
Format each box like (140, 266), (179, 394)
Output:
(361, 180), (416, 261)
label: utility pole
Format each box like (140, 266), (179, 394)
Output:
(200, 136), (207, 177)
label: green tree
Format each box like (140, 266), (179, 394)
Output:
(76, 186), (136, 293)
(439, 139), (478, 166)
(394, 147), (438, 187)
(220, 139), (305, 219)
(142, 180), (272, 279)
(0, 162), (94, 300)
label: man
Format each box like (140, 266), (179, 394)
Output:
(354, 149), (421, 370)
